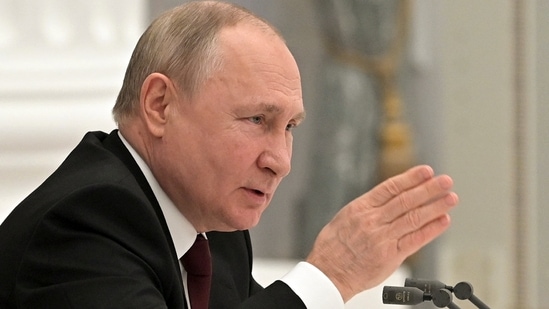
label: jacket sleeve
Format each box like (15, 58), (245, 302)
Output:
(240, 230), (306, 309)
(239, 280), (306, 309)
(208, 231), (306, 309)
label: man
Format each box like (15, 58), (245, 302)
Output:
(0, 1), (458, 308)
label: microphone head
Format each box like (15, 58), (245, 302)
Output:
(382, 286), (426, 305)
(405, 278), (451, 293)
(453, 281), (474, 300)
(431, 288), (453, 308)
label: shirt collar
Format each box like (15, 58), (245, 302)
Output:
(118, 131), (196, 259)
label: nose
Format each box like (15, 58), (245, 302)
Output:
(257, 132), (292, 177)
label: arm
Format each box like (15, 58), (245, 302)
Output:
(208, 230), (306, 309)
(239, 231), (307, 309)
(239, 281), (306, 309)
(211, 166), (456, 308)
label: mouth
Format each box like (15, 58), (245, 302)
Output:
(242, 187), (270, 204)
(249, 188), (266, 197)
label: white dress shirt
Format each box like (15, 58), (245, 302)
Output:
(118, 132), (344, 308)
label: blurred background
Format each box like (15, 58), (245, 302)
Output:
(0, 0), (547, 308)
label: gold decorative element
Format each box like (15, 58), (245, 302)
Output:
(324, 0), (415, 181)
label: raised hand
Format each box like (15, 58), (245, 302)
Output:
(306, 165), (459, 302)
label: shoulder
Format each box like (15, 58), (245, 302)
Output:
(1, 183), (182, 308)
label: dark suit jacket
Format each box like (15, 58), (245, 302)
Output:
(0, 130), (306, 309)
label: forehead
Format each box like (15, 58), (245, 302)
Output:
(218, 24), (300, 79)
(212, 23), (304, 111)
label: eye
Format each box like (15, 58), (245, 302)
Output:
(248, 116), (263, 125)
(286, 123), (297, 131)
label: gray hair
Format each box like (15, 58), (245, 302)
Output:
(112, 1), (281, 125)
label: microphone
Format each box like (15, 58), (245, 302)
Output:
(453, 282), (491, 309)
(382, 286), (460, 308)
(431, 288), (461, 309)
(389, 278), (491, 309)
(404, 278), (461, 308)
(404, 278), (453, 294)
(382, 286), (427, 305)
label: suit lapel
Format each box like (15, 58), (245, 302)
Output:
(101, 130), (186, 297)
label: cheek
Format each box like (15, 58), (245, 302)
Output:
(219, 134), (260, 162)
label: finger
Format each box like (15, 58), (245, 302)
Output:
(381, 174), (454, 223)
(388, 192), (458, 238)
(367, 165), (434, 208)
(397, 214), (452, 255)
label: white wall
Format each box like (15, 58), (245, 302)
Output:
(406, 1), (547, 308)
(0, 0), (146, 222)
(437, 1), (516, 306)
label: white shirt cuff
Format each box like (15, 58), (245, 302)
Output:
(280, 261), (344, 309)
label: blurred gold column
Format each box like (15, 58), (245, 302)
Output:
(325, 0), (415, 181)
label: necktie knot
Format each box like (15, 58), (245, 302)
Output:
(182, 234), (212, 276)
(181, 234), (212, 309)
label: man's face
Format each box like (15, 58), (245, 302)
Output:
(156, 24), (305, 232)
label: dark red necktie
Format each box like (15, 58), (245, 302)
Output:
(181, 234), (212, 309)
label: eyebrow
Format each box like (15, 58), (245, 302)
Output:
(242, 102), (306, 122)
(294, 110), (307, 123)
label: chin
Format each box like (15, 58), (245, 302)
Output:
(207, 204), (266, 232)
(226, 212), (263, 231)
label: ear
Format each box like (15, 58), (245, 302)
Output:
(139, 73), (178, 137)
